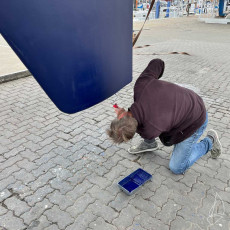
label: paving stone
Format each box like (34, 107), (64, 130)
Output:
(25, 133), (43, 144)
(208, 220), (230, 230)
(0, 145), (9, 156)
(38, 137), (58, 149)
(88, 200), (119, 223)
(36, 144), (58, 157)
(192, 163), (218, 178)
(0, 155), (22, 171)
(49, 178), (73, 194)
(65, 209), (97, 230)
(156, 200), (181, 225)
(104, 165), (127, 182)
(21, 199), (52, 225)
(3, 146), (25, 159)
(87, 173), (112, 189)
(156, 166), (184, 182)
(112, 204), (140, 229)
(26, 215), (51, 230)
(44, 224), (59, 230)
(7, 181), (33, 199)
(177, 205), (208, 228)
(103, 146), (120, 158)
(14, 168), (36, 185)
(0, 189), (12, 203)
(109, 192), (134, 212)
(84, 144), (104, 155)
(116, 149), (140, 161)
(53, 148), (73, 160)
(150, 185), (171, 208)
(178, 169), (200, 188)
(169, 192), (200, 215)
(198, 174), (226, 190)
(0, 136), (11, 146)
(44, 205), (74, 229)
(66, 180), (93, 200)
(134, 211), (169, 230)
(23, 140), (43, 152)
(205, 157), (222, 171)
(67, 168), (90, 186)
(50, 166), (73, 180)
(35, 152), (56, 166)
(0, 211), (26, 230)
(39, 128), (58, 140)
(67, 157), (90, 172)
(47, 190), (73, 210)
(118, 158), (142, 170)
(215, 165), (230, 183)
(106, 182), (122, 197)
(137, 187), (154, 200)
(0, 176), (16, 191)
(142, 160), (161, 173)
(0, 155), (5, 163)
(19, 149), (40, 162)
(88, 185), (115, 205)
(163, 177), (191, 195)
(51, 156), (72, 168)
(145, 172), (166, 193)
(66, 193), (96, 218)
(207, 188), (230, 204)
(29, 172), (55, 191)
(0, 206), (7, 216)
(151, 154), (170, 168)
(93, 165), (110, 177)
(84, 136), (102, 146)
(104, 155), (123, 170)
(170, 216), (192, 230)
(98, 139), (114, 149)
(0, 164), (21, 181)
(32, 161), (56, 178)
(130, 196), (160, 218)
(4, 196), (30, 216)
(25, 185), (54, 206)
(18, 160), (38, 173)
(89, 217), (118, 230)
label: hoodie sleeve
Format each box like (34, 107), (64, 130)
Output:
(140, 59), (165, 80)
(133, 59), (165, 101)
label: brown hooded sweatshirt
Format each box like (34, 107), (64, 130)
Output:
(129, 59), (206, 146)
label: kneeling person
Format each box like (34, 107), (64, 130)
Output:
(107, 59), (222, 174)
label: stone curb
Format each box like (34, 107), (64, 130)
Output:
(0, 70), (31, 84)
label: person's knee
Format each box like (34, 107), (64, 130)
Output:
(169, 161), (185, 175)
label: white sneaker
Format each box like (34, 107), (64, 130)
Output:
(207, 129), (222, 159)
(128, 140), (158, 154)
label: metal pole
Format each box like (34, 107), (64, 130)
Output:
(219, 0), (225, 16)
(155, 0), (161, 18)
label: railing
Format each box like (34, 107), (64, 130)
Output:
(133, 7), (184, 21)
(133, 4), (221, 21)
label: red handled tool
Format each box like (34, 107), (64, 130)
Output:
(113, 104), (118, 108)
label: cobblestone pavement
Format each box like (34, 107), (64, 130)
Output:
(0, 17), (230, 230)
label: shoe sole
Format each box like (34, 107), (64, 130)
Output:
(128, 146), (158, 154)
(210, 129), (222, 159)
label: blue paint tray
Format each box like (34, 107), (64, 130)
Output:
(118, 168), (152, 195)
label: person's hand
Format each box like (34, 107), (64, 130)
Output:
(114, 105), (121, 116)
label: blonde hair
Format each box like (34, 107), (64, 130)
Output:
(107, 116), (138, 144)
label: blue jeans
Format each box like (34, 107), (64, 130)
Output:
(169, 113), (213, 174)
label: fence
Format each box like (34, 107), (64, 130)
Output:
(133, 7), (183, 21)
(133, 4), (223, 21)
